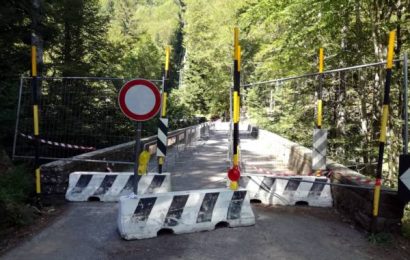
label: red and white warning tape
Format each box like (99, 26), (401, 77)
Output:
(20, 133), (96, 151)
(247, 165), (336, 178)
(343, 175), (374, 185)
(247, 165), (315, 176)
(247, 165), (374, 185)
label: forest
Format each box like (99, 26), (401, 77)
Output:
(0, 0), (409, 229)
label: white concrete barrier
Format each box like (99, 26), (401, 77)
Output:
(240, 174), (332, 207)
(65, 172), (171, 202)
(117, 188), (255, 240)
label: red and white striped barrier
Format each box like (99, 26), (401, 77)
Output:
(20, 133), (95, 151)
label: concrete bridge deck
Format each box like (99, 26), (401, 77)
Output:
(2, 130), (406, 259)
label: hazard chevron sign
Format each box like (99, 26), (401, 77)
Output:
(398, 154), (410, 202)
(156, 118), (168, 157)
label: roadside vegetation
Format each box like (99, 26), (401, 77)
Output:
(0, 165), (34, 229)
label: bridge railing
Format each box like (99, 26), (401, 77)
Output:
(39, 122), (212, 195)
(243, 59), (408, 188)
(252, 127), (403, 232)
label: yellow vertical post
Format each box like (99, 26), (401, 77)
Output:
(31, 45), (41, 195)
(230, 27), (241, 190)
(314, 48), (325, 177)
(319, 48), (324, 73)
(372, 30), (396, 232)
(317, 48), (324, 128)
(157, 46), (171, 173)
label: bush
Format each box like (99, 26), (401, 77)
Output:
(402, 203), (410, 238)
(0, 165), (35, 228)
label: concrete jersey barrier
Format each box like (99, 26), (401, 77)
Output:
(66, 172), (171, 202)
(240, 174), (333, 207)
(117, 188), (255, 240)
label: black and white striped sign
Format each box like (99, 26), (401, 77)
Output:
(240, 174), (332, 207)
(65, 172), (171, 202)
(118, 188), (255, 240)
(398, 154), (410, 202)
(312, 129), (327, 170)
(156, 118), (169, 157)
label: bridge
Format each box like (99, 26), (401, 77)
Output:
(4, 122), (407, 259)
(4, 26), (410, 259)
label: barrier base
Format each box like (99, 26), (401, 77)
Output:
(118, 188), (255, 240)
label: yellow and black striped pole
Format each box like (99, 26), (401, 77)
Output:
(157, 46), (171, 173)
(31, 45), (41, 199)
(317, 48), (324, 129)
(372, 30), (396, 232)
(229, 27), (241, 190)
(312, 48), (326, 177)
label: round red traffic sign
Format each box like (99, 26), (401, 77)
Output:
(118, 79), (161, 121)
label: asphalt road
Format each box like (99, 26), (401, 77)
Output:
(2, 130), (406, 259)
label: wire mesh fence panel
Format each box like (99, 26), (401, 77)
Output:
(13, 77), (162, 162)
(245, 61), (408, 187)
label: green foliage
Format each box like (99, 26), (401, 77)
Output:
(402, 204), (410, 238)
(179, 0), (245, 117)
(0, 165), (35, 227)
(0, 166), (33, 204)
(44, 0), (110, 76)
(0, 0), (31, 149)
(238, 0), (410, 183)
(368, 232), (393, 245)
(0, 0), (193, 156)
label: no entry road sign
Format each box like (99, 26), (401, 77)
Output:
(118, 79), (161, 121)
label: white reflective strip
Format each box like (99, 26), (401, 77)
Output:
(157, 130), (167, 144)
(295, 179), (313, 198)
(160, 118), (169, 126)
(212, 191), (232, 223)
(180, 193), (204, 225)
(77, 174), (104, 199)
(137, 175), (154, 194)
(103, 173), (132, 199)
(146, 196), (173, 227)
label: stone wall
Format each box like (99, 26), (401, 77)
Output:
(41, 123), (210, 197)
(256, 128), (405, 232)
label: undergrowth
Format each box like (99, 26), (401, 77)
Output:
(402, 204), (410, 238)
(0, 165), (35, 228)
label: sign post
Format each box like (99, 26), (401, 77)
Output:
(228, 27), (241, 190)
(118, 79), (161, 194)
(312, 48), (327, 176)
(157, 46), (171, 173)
(399, 53), (410, 203)
(372, 31), (396, 232)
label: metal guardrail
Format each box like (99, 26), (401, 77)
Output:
(15, 123), (212, 170)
